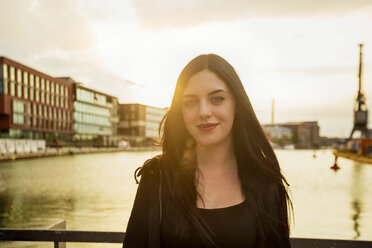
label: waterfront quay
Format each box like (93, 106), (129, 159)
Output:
(0, 56), (167, 150)
(0, 146), (161, 162)
(0, 149), (371, 248)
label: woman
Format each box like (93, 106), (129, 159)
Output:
(123, 54), (292, 248)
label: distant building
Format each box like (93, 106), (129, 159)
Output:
(263, 125), (292, 140)
(263, 121), (320, 149)
(0, 56), (74, 144)
(118, 103), (166, 146)
(58, 77), (119, 147)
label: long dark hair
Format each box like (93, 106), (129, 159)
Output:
(160, 54), (292, 246)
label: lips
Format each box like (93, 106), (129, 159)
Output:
(197, 123), (218, 132)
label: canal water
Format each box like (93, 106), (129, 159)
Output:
(0, 149), (371, 247)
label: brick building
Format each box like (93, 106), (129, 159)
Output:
(0, 57), (73, 144)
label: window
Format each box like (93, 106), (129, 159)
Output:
(56, 96), (59, 107)
(39, 104), (42, 116)
(17, 69), (22, 83)
(12, 100), (25, 125)
(46, 93), (49, 104)
(1, 64), (9, 94)
(46, 80), (50, 92)
(30, 74), (34, 87)
(41, 78), (45, 91)
(30, 88), (34, 101)
(27, 102), (31, 115)
(61, 85), (64, 97)
(56, 84), (59, 95)
(65, 87), (68, 97)
(35, 76), (39, 89)
(35, 89), (39, 102)
(23, 71), (28, 86)
(27, 103), (31, 127)
(33, 103), (37, 115)
(13, 100), (25, 113)
(2, 64), (8, 80)
(51, 95), (54, 105)
(12, 112), (25, 125)
(51, 82), (54, 94)
(17, 82), (22, 98)
(10, 66), (15, 81)
(44, 105), (48, 118)
(41, 91), (45, 103)
(23, 85), (28, 99)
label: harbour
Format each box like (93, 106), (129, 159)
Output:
(1, 1), (372, 246)
(0, 149), (371, 247)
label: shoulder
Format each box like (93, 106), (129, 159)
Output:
(261, 182), (280, 208)
(135, 154), (163, 183)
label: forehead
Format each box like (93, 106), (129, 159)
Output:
(183, 70), (230, 95)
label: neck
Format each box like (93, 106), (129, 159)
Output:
(196, 136), (237, 172)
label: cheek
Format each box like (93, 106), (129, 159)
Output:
(182, 109), (196, 129)
(216, 104), (235, 124)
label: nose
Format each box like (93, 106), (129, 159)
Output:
(199, 100), (211, 119)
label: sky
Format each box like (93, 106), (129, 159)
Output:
(1, 0), (372, 137)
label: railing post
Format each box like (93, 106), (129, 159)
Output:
(48, 220), (66, 248)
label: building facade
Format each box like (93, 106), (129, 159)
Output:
(118, 104), (166, 146)
(263, 121), (320, 149)
(59, 78), (119, 147)
(0, 57), (73, 144)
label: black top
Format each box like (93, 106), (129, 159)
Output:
(123, 156), (291, 248)
(160, 200), (258, 248)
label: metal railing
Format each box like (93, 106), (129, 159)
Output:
(0, 228), (124, 248)
(1, 228), (372, 248)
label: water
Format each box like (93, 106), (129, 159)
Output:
(0, 149), (371, 247)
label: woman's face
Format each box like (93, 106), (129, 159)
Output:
(182, 69), (235, 148)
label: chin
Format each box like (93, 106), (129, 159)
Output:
(195, 137), (223, 148)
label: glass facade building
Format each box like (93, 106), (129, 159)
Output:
(63, 79), (119, 146)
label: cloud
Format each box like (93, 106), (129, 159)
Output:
(0, 0), (110, 56)
(26, 50), (143, 104)
(130, 0), (372, 30)
(0, 0), (137, 102)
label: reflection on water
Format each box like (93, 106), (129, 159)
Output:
(350, 162), (364, 240)
(351, 200), (361, 239)
(0, 149), (371, 247)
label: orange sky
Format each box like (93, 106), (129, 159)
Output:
(1, 0), (372, 137)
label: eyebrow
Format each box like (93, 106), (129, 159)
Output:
(183, 89), (226, 98)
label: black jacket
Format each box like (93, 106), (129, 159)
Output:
(123, 156), (291, 248)
(123, 156), (163, 248)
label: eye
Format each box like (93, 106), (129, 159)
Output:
(184, 99), (198, 107)
(211, 96), (225, 104)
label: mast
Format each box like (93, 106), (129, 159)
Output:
(357, 43), (364, 111)
(349, 43), (369, 139)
